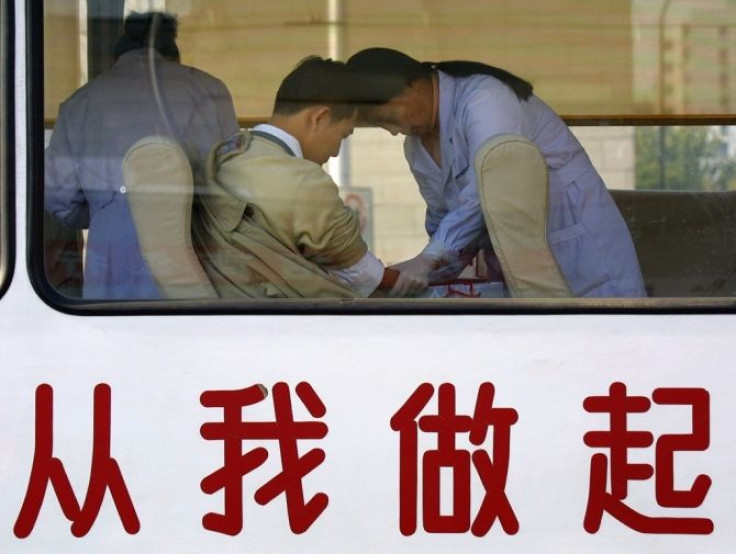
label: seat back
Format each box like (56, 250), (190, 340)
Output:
(123, 135), (218, 299)
(474, 134), (572, 298)
(611, 189), (736, 297)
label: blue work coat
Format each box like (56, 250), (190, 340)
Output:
(45, 49), (239, 299)
(405, 71), (646, 297)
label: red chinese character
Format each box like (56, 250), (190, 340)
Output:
(583, 382), (713, 534)
(391, 382), (519, 536)
(200, 382), (328, 535)
(14, 384), (140, 538)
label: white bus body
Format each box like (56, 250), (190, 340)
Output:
(2, 1), (735, 552)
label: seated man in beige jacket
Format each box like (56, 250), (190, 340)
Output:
(193, 57), (399, 298)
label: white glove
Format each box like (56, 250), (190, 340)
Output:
(388, 254), (436, 297)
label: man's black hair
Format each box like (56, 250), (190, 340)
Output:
(113, 11), (180, 62)
(273, 56), (359, 121)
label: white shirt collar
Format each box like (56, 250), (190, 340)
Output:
(252, 123), (304, 159)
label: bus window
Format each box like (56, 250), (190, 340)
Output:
(34, 0), (736, 311)
(0, 0), (13, 300)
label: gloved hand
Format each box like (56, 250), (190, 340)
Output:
(388, 254), (436, 297)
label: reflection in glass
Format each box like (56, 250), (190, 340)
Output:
(40, 1), (736, 303)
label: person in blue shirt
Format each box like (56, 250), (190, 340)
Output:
(347, 47), (645, 298)
(45, 11), (238, 299)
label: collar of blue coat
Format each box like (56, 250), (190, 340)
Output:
(438, 70), (459, 178)
(404, 71), (458, 184)
(114, 48), (165, 67)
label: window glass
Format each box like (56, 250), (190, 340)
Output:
(37, 1), (736, 309)
(45, 1), (736, 121)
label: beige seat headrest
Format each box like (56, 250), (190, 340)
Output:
(475, 134), (572, 298)
(123, 135), (218, 299)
